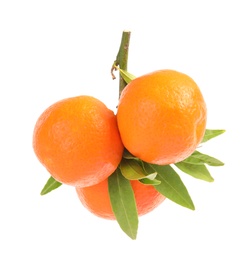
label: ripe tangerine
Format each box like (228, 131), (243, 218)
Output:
(117, 69), (207, 165)
(33, 95), (124, 187)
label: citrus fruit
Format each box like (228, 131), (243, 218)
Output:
(76, 177), (165, 220)
(117, 69), (207, 165)
(33, 95), (124, 187)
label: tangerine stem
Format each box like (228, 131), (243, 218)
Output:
(111, 30), (131, 97)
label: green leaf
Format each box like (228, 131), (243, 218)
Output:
(139, 178), (161, 186)
(175, 162), (214, 182)
(108, 169), (138, 240)
(120, 159), (158, 181)
(201, 129), (225, 143)
(147, 163), (195, 210)
(140, 161), (161, 185)
(40, 176), (62, 195)
(122, 149), (137, 160)
(183, 150), (224, 166)
(142, 161), (157, 175)
(119, 69), (136, 84)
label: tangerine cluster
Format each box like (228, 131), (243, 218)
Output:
(33, 69), (207, 219)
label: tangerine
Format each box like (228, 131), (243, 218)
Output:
(76, 176), (165, 220)
(117, 70), (207, 165)
(33, 95), (124, 187)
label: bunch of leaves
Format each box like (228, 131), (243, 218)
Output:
(40, 69), (225, 240)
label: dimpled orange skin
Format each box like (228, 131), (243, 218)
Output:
(76, 177), (166, 220)
(117, 70), (207, 165)
(33, 96), (124, 187)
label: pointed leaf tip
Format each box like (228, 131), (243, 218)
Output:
(201, 129), (225, 143)
(183, 150), (224, 166)
(108, 169), (138, 240)
(175, 162), (214, 182)
(40, 176), (62, 195)
(147, 164), (195, 210)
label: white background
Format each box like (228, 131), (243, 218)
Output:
(1, 0), (247, 259)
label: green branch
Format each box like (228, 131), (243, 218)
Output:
(111, 31), (131, 96)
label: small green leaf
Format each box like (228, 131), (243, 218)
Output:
(108, 169), (138, 240)
(120, 159), (158, 181)
(147, 163), (195, 210)
(119, 69), (136, 84)
(175, 162), (214, 182)
(139, 178), (161, 185)
(201, 129), (225, 143)
(40, 176), (62, 195)
(139, 161), (161, 185)
(183, 150), (224, 166)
